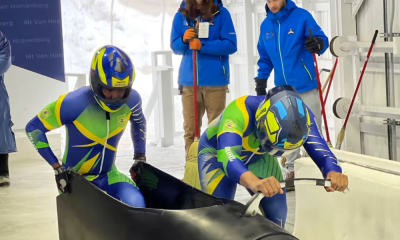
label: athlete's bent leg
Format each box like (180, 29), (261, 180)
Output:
(102, 181), (146, 207)
(246, 154), (287, 227)
(246, 188), (287, 227)
(90, 166), (146, 207)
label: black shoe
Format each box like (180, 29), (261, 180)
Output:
(285, 171), (295, 192)
(0, 175), (10, 187)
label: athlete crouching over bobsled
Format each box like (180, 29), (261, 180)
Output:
(25, 45), (147, 208)
(198, 85), (349, 228)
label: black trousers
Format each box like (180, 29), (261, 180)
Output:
(0, 154), (9, 177)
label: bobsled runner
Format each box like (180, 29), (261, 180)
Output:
(57, 162), (331, 240)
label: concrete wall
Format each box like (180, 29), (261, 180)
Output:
(356, 0), (400, 160)
(4, 65), (67, 131)
(293, 149), (400, 239)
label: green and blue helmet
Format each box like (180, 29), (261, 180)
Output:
(255, 85), (312, 157)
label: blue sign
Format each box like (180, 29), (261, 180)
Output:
(0, 0), (65, 82)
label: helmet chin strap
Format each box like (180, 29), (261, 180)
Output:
(93, 95), (123, 113)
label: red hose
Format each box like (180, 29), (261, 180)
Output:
(342, 30), (379, 129)
(193, 50), (199, 138)
(308, 28), (331, 145)
(313, 53), (332, 144)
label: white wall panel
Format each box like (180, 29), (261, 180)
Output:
(356, 0), (400, 160)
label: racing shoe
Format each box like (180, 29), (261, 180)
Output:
(285, 171), (295, 192)
(0, 175), (10, 187)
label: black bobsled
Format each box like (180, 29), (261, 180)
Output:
(57, 162), (301, 240)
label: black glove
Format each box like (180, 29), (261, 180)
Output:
(305, 36), (324, 54)
(130, 153), (146, 182)
(255, 78), (268, 96)
(54, 166), (69, 194)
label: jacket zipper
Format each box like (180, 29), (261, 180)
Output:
(220, 56), (225, 75)
(301, 59), (312, 80)
(277, 20), (288, 85)
(98, 112), (110, 175)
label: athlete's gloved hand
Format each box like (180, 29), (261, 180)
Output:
(305, 36), (324, 54)
(130, 153), (146, 182)
(183, 28), (196, 43)
(325, 171), (348, 192)
(54, 166), (69, 194)
(189, 39), (202, 51)
(255, 78), (268, 96)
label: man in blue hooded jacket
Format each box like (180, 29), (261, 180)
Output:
(170, 0), (237, 156)
(254, 0), (329, 189)
(0, 31), (16, 187)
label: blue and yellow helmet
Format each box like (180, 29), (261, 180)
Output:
(90, 45), (135, 112)
(255, 85), (311, 156)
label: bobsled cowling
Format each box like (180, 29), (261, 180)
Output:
(57, 162), (298, 240)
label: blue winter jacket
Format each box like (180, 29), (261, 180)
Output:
(171, 0), (237, 86)
(256, 0), (329, 93)
(0, 31), (16, 154)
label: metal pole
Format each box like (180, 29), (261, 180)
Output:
(389, 0), (397, 161)
(111, 0), (115, 45)
(161, 0), (166, 50)
(383, 0), (397, 161)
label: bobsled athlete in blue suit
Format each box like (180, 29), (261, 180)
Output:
(198, 85), (349, 228)
(26, 46), (147, 207)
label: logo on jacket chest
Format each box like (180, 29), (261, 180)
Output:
(265, 31), (274, 40)
(288, 28), (294, 34)
(117, 114), (127, 129)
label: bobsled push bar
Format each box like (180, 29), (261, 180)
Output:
(242, 179), (331, 217)
(57, 162), (299, 240)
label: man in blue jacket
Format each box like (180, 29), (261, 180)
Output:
(254, 0), (329, 190)
(170, 0), (237, 156)
(0, 31), (16, 187)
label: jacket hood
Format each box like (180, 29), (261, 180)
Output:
(265, 0), (297, 20)
(180, 0), (223, 8)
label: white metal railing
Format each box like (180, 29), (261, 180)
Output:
(146, 51), (178, 147)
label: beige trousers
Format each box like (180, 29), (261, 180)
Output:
(182, 85), (227, 156)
